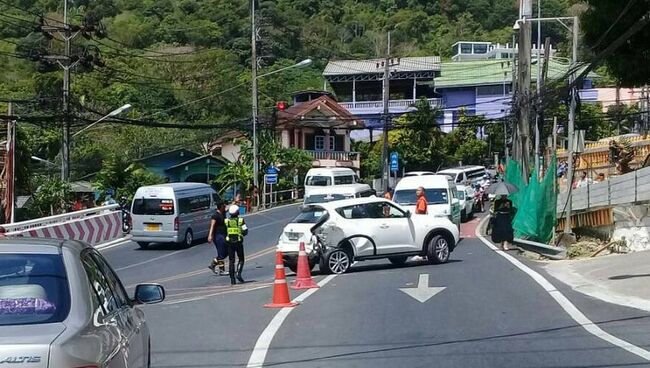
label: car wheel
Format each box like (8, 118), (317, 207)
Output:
(389, 256), (408, 266)
(137, 242), (150, 249)
(427, 235), (450, 264)
(182, 229), (193, 248)
(287, 263), (298, 274)
(325, 249), (351, 274)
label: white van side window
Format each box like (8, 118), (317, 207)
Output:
(178, 195), (211, 215)
(334, 175), (355, 185)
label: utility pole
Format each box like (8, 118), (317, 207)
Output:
(517, 0), (532, 183)
(5, 102), (15, 223)
(61, 0), (70, 181)
(251, 0), (259, 194)
(380, 32), (393, 192)
(565, 17), (579, 235)
(534, 0), (542, 176)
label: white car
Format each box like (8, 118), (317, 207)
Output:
(277, 197), (460, 274)
(403, 171), (436, 177)
(456, 185), (475, 222)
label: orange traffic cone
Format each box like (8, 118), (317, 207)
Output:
(264, 250), (299, 308)
(291, 242), (319, 290)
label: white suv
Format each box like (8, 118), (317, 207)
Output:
(277, 197), (460, 274)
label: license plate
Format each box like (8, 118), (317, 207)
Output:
(145, 223), (161, 231)
(287, 232), (301, 241)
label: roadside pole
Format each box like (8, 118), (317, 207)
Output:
(565, 17), (579, 235)
(6, 102), (15, 223)
(517, 0), (532, 184)
(380, 32), (391, 192)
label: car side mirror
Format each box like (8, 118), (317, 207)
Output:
(134, 284), (165, 304)
(405, 210), (411, 218)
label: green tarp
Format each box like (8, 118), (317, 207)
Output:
(505, 156), (557, 244)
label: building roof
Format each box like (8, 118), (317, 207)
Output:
(135, 148), (200, 163)
(435, 58), (597, 89)
(164, 154), (227, 172)
(324, 56), (441, 77)
(277, 95), (363, 129)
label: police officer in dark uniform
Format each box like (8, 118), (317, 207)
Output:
(225, 205), (248, 285)
(207, 201), (228, 275)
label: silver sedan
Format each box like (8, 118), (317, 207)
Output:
(0, 238), (164, 367)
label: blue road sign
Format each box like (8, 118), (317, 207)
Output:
(266, 166), (279, 175)
(265, 174), (278, 185)
(390, 152), (399, 172)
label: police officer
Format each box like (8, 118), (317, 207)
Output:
(207, 201), (228, 275)
(225, 204), (248, 285)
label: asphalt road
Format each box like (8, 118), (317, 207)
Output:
(101, 206), (650, 368)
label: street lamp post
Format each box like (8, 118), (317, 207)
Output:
(73, 104), (132, 138)
(251, 59), (312, 194)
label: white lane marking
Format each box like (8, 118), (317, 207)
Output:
(246, 275), (337, 368)
(399, 274), (446, 303)
(114, 249), (186, 272)
(475, 217), (650, 361)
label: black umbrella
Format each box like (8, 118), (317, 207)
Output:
(485, 181), (519, 196)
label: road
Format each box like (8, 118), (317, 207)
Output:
(102, 204), (650, 368)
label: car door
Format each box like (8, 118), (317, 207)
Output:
(364, 201), (417, 254)
(334, 204), (380, 257)
(91, 251), (147, 368)
(449, 187), (462, 227)
(81, 252), (128, 368)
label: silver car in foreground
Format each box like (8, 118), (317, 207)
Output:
(0, 238), (164, 367)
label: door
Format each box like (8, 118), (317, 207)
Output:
(449, 187), (461, 227)
(91, 251), (146, 368)
(335, 204), (380, 257)
(363, 201), (417, 254)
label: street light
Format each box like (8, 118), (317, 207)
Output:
(73, 103), (132, 137)
(31, 156), (57, 167)
(251, 59), (313, 193)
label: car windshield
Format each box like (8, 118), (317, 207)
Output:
(292, 207), (327, 224)
(0, 253), (70, 326)
(304, 194), (348, 204)
(437, 173), (456, 181)
(132, 198), (175, 215)
(306, 176), (332, 186)
(393, 188), (449, 205)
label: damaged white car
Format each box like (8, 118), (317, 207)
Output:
(277, 197), (460, 274)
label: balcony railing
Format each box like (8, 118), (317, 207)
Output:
(338, 98), (443, 110)
(306, 150), (360, 161)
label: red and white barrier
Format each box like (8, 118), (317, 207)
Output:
(2, 205), (125, 246)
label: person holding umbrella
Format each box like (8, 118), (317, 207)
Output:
(486, 181), (518, 251)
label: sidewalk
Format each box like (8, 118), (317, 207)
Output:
(544, 250), (650, 312)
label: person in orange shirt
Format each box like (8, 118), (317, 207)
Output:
(383, 187), (393, 200)
(415, 186), (428, 214)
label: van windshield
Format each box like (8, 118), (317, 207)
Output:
(306, 176), (332, 186)
(393, 189), (449, 205)
(132, 198), (175, 215)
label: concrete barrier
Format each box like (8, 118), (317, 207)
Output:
(2, 205), (125, 246)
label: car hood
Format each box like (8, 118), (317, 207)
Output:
(0, 323), (66, 367)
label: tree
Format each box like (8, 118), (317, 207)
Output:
(93, 154), (164, 201)
(27, 176), (73, 217)
(442, 113), (488, 165)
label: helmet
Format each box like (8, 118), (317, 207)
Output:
(228, 205), (239, 215)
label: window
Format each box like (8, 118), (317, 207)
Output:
(467, 169), (487, 182)
(132, 198), (175, 216)
(477, 85), (510, 96)
(306, 176), (332, 186)
(90, 252), (130, 308)
(212, 193), (221, 206)
(359, 189), (376, 197)
(336, 204), (368, 219)
(292, 207), (327, 223)
(82, 253), (120, 315)
(455, 174), (464, 183)
(364, 202), (406, 219)
(474, 44), (488, 54)
(179, 195), (211, 214)
(460, 43), (472, 54)
(315, 136), (335, 151)
(393, 188), (449, 205)
(438, 173), (456, 182)
(334, 175), (355, 185)
(0, 253), (70, 326)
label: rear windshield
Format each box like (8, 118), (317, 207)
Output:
(305, 176), (332, 186)
(393, 188), (449, 205)
(0, 253), (70, 326)
(304, 194), (349, 204)
(292, 207), (327, 224)
(132, 198), (175, 215)
(333, 175), (355, 185)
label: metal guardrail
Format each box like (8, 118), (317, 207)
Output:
(513, 238), (567, 260)
(306, 150), (360, 161)
(261, 189), (303, 209)
(1, 204), (121, 233)
(338, 98), (443, 110)
(557, 166), (650, 216)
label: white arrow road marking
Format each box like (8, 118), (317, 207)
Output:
(399, 274), (446, 303)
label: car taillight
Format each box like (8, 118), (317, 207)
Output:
(174, 217), (179, 231)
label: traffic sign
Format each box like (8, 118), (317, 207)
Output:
(265, 174), (278, 185)
(390, 152), (399, 172)
(266, 166), (279, 175)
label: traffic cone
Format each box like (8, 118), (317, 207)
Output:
(291, 242), (319, 290)
(264, 250), (298, 308)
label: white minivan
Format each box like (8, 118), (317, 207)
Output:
(304, 168), (370, 197)
(437, 165), (487, 186)
(304, 184), (376, 205)
(392, 175), (461, 228)
(131, 183), (220, 249)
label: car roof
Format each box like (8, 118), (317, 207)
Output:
(308, 196), (385, 209)
(404, 171), (435, 176)
(395, 175), (452, 189)
(140, 182), (212, 190)
(437, 165), (486, 174)
(306, 184), (371, 196)
(306, 168), (355, 176)
(0, 237), (90, 254)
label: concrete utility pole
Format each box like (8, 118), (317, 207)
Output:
(6, 102), (15, 223)
(381, 32), (391, 192)
(517, 0), (533, 183)
(61, 0), (71, 181)
(534, 0), (542, 176)
(251, 0), (259, 192)
(565, 17), (579, 234)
